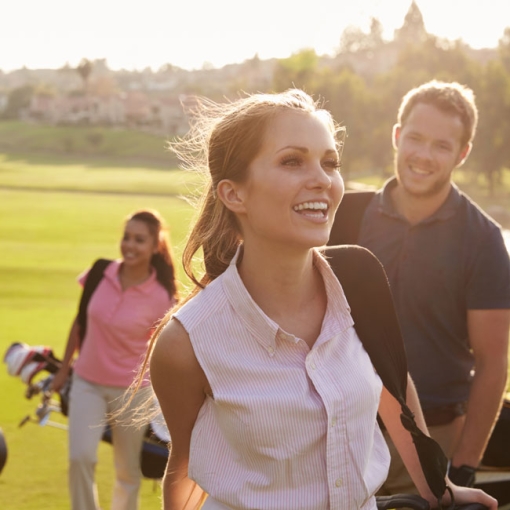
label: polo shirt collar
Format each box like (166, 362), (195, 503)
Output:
(222, 246), (353, 354)
(105, 259), (158, 294)
(378, 177), (462, 224)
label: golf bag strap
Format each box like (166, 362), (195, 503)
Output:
(322, 245), (449, 505)
(328, 190), (375, 246)
(77, 258), (112, 348)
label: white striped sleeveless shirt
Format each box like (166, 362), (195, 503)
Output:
(173, 248), (389, 510)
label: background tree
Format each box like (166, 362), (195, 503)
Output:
(3, 85), (34, 119)
(394, 0), (427, 44)
(470, 60), (510, 195)
(499, 27), (510, 73)
(339, 25), (369, 54)
(76, 58), (93, 93)
(338, 17), (385, 55)
(272, 49), (319, 92)
(315, 68), (372, 180)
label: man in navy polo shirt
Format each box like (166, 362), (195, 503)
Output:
(333, 81), (510, 492)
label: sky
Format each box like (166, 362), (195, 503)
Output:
(2, 0), (509, 72)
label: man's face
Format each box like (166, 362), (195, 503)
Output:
(393, 102), (471, 199)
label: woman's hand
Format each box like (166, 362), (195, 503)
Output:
(443, 481), (497, 510)
(51, 366), (70, 393)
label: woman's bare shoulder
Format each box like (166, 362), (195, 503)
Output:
(150, 318), (206, 391)
(151, 318), (193, 367)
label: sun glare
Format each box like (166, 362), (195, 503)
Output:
(2, 0), (509, 71)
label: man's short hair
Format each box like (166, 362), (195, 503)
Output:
(397, 80), (478, 147)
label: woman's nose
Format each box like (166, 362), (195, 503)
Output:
(308, 162), (332, 189)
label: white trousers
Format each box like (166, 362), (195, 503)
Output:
(68, 374), (148, 510)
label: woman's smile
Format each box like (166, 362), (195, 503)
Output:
(292, 200), (329, 220)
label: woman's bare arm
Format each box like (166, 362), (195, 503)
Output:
(150, 318), (208, 510)
(51, 316), (80, 392)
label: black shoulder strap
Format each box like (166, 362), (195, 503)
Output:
(328, 190), (375, 246)
(322, 245), (449, 505)
(77, 258), (112, 347)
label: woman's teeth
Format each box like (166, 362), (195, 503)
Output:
(293, 202), (327, 212)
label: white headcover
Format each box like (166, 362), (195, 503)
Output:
(4, 342), (53, 384)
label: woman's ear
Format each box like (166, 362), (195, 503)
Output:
(216, 179), (246, 214)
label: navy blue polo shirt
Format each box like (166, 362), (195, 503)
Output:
(358, 178), (510, 410)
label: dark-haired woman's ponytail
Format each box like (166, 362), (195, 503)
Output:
(151, 252), (178, 301)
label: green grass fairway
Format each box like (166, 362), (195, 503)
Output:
(0, 121), (174, 163)
(0, 184), (195, 510)
(0, 152), (205, 197)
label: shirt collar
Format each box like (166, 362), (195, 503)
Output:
(378, 176), (462, 225)
(222, 246), (353, 354)
(105, 259), (158, 294)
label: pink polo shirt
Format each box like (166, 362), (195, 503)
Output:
(174, 248), (389, 510)
(74, 259), (174, 388)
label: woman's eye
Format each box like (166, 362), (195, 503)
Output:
(281, 157), (302, 167)
(323, 159), (341, 171)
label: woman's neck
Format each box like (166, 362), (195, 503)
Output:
(237, 244), (326, 348)
(119, 262), (152, 290)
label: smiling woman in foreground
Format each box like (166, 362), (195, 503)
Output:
(144, 89), (496, 510)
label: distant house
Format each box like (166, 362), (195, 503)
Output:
(150, 95), (191, 135)
(26, 88), (191, 136)
(29, 93), (57, 121)
(29, 93), (125, 125)
(123, 90), (152, 126)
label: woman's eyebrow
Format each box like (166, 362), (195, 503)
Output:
(276, 146), (337, 155)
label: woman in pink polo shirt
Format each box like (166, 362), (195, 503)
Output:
(52, 209), (178, 510)
(141, 91), (494, 510)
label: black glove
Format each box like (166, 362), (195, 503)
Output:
(448, 463), (476, 487)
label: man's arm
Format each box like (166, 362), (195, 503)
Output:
(379, 374), (497, 509)
(451, 309), (510, 469)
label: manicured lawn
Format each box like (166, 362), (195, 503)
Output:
(0, 120), (174, 162)
(0, 152), (205, 197)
